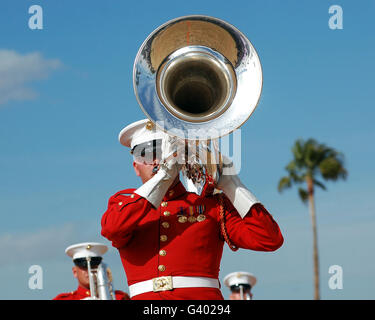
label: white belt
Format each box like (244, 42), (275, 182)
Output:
(129, 276), (220, 298)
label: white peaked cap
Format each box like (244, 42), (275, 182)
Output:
(118, 119), (169, 149)
(65, 242), (108, 260)
(223, 271), (257, 288)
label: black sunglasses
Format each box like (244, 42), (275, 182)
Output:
(73, 257), (102, 269)
(131, 140), (162, 163)
(230, 284), (251, 292)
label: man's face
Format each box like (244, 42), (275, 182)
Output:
(229, 289), (253, 300)
(72, 266), (90, 289)
(72, 257), (102, 290)
(133, 160), (159, 183)
(132, 140), (162, 183)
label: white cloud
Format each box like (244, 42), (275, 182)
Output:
(0, 49), (62, 106)
(0, 224), (80, 266)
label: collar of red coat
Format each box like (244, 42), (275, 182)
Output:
(76, 285), (91, 297)
(162, 180), (187, 201)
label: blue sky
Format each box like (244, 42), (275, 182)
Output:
(0, 0), (374, 299)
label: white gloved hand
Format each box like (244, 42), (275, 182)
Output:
(217, 155), (260, 218)
(134, 135), (184, 208)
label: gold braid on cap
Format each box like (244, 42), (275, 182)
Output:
(219, 193), (238, 251)
(106, 267), (113, 282)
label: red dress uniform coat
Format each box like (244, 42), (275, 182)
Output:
(101, 181), (283, 300)
(53, 285), (130, 300)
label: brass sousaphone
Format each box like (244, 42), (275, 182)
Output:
(133, 15), (263, 192)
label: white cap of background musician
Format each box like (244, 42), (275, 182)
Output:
(65, 242), (108, 260)
(223, 271), (257, 291)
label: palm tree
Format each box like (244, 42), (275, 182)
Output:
(278, 138), (347, 300)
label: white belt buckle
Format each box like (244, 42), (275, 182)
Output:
(152, 276), (173, 292)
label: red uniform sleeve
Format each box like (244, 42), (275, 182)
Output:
(219, 195), (284, 251)
(101, 190), (153, 249)
(114, 290), (130, 300)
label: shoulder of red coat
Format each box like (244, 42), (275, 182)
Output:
(109, 188), (141, 206)
(115, 188), (136, 195)
(112, 188), (136, 197)
(52, 291), (74, 300)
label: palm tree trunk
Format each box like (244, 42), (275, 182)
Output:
(306, 176), (320, 300)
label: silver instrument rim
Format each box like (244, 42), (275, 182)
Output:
(133, 15), (263, 140)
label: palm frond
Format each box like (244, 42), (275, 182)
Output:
(313, 179), (326, 190)
(279, 138), (347, 205)
(298, 187), (309, 204)
(319, 156), (348, 181)
(285, 160), (297, 172)
(291, 139), (305, 167)
(290, 170), (305, 183)
(278, 176), (292, 193)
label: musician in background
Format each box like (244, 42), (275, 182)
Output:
(224, 271), (257, 300)
(53, 242), (129, 300)
(101, 119), (284, 300)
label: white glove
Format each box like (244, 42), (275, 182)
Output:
(134, 135), (184, 208)
(217, 155), (260, 218)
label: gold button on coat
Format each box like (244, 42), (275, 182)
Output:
(160, 235), (168, 242)
(163, 211), (170, 217)
(161, 222), (170, 228)
(161, 202), (168, 207)
(159, 250), (167, 256)
(158, 265), (166, 272)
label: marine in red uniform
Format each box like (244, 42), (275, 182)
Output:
(223, 271), (257, 300)
(101, 119), (284, 300)
(54, 284), (129, 300)
(53, 242), (130, 300)
(54, 285), (130, 300)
